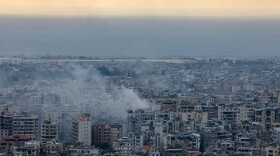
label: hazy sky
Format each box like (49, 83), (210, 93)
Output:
(0, 1), (280, 56)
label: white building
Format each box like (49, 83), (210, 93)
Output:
(72, 113), (92, 146)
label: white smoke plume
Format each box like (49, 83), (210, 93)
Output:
(37, 64), (149, 123)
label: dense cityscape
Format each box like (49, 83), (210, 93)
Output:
(1, 56), (280, 155)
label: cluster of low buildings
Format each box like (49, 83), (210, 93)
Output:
(3, 97), (280, 155)
(0, 106), (100, 155)
(111, 92), (280, 156)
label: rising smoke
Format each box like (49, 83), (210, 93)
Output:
(36, 64), (149, 123)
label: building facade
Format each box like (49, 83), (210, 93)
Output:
(72, 113), (92, 146)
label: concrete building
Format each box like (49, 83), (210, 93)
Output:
(72, 113), (92, 146)
(42, 106), (80, 141)
(92, 124), (122, 146)
(265, 145), (280, 156)
(256, 108), (280, 130)
(0, 135), (32, 155)
(110, 125), (122, 143)
(161, 100), (177, 112)
(218, 106), (238, 123)
(202, 129), (232, 149)
(68, 146), (100, 156)
(12, 113), (39, 139)
(41, 120), (59, 144)
(113, 137), (133, 156)
(0, 112), (12, 138)
(153, 123), (164, 148)
(42, 140), (64, 154)
(237, 105), (255, 124)
(92, 124), (111, 146)
(272, 127), (280, 142)
(17, 140), (40, 156)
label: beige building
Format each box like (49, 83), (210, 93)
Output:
(236, 106), (254, 124)
(256, 108), (280, 130)
(110, 125), (122, 143)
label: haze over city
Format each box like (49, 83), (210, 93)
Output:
(1, 1), (280, 156)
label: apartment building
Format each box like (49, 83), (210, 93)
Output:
(12, 113), (39, 139)
(72, 113), (92, 146)
(41, 120), (59, 144)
